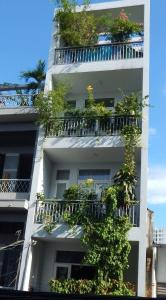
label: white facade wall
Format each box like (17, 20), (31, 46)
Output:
(18, 0), (150, 297)
(156, 247), (166, 283)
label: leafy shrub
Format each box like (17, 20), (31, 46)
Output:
(49, 279), (135, 296)
(109, 9), (143, 42)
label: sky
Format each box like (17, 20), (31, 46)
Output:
(0, 0), (165, 228)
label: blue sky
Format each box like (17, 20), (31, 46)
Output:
(0, 0), (165, 228)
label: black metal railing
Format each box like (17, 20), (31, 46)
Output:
(0, 94), (35, 108)
(46, 115), (141, 137)
(54, 41), (143, 65)
(35, 200), (140, 226)
(0, 179), (31, 193)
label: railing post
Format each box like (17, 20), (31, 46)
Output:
(95, 119), (99, 135)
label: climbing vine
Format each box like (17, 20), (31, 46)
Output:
(36, 87), (147, 295)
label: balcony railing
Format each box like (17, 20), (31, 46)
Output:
(46, 115), (141, 137)
(35, 200), (139, 226)
(0, 179), (31, 193)
(0, 94), (34, 108)
(54, 41), (143, 65)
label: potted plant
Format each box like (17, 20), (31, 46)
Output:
(109, 9), (143, 43)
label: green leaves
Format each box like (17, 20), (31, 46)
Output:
(20, 60), (46, 93)
(115, 93), (144, 117)
(49, 278), (135, 296)
(56, 2), (143, 47)
(34, 82), (69, 132)
(56, 0), (98, 47)
(109, 9), (143, 42)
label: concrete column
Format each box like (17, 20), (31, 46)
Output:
(22, 245), (32, 291)
(137, 240), (146, 296)
(152, 246), (157, 298)
(136, 0), (150, 296)
(17, 128), (45, 290)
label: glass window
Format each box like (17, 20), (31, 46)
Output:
(56, 183), (66, 199)
(56, 251), (85, 263)
(56, 170), (70, 180)
(4, 155), (19, 169)
(85, 98), (114, 108)
(71, 265), (96, 280)
(78, 169), (110, 181)
(56, 266), (68, 280)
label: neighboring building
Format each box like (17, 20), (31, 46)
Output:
(0, 94), (38, 288)
(154, 228), (166, 245)
(3, 0), (149, 297)
(153, 228), (166, 297)
(146, 208), (154, 297)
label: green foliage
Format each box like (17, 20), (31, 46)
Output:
(115, 92), (147, 117)
(56, 2), (143, 46)
(82, 216), (131, 282)
(34, 82), (68, 131)
(36, 86), (142, 295)
(36, 192), (45, 202)
(63, 184), (80, 200)
(112, 92), (144, 207)
(83, 85), (112, 118)
(65, 85), (111, 118)
(63, 180), (97, 202)
(20, 60), (46, 93)
(102, 185), (118, 211)
(56, 0), (98, 46)
(109, 9), (143, 42)
(113, 165), (137, 207)
(49, 278), (135, 295)
(43, 219), (57, 234)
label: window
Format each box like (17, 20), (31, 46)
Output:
(55, 251), (96, 280)
(56, 251), (85, 263)
(56, 183), (67, 199)
(56, 170), (70, 180)
(2, 154), (19, 179)
(85, 98), (114, 108)
(71, 265), (96, 280)
(0, 154), (5, 178)
(56, 266), (69, 280)
(55, 170), (70, 199)
(78, 169), (110, 181)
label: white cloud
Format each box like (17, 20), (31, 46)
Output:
(148, 166), (166, 204)
(149, 127), (157, 136)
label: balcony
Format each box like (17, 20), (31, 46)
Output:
(0, 179), (31, 209)
(0, 179), (31, 193)
(46, 115), (141, 138)
(0, 94), (34, 108)
(35, 200), (140, 227)
(54, 41), (143, 65)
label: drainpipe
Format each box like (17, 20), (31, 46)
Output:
(152, 246), (157, 298)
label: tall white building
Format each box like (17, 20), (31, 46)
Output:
(16, 0), (150, 296)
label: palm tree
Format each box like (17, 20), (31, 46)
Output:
(20, 60), (46, 94)
(0, 60), (46, 93)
